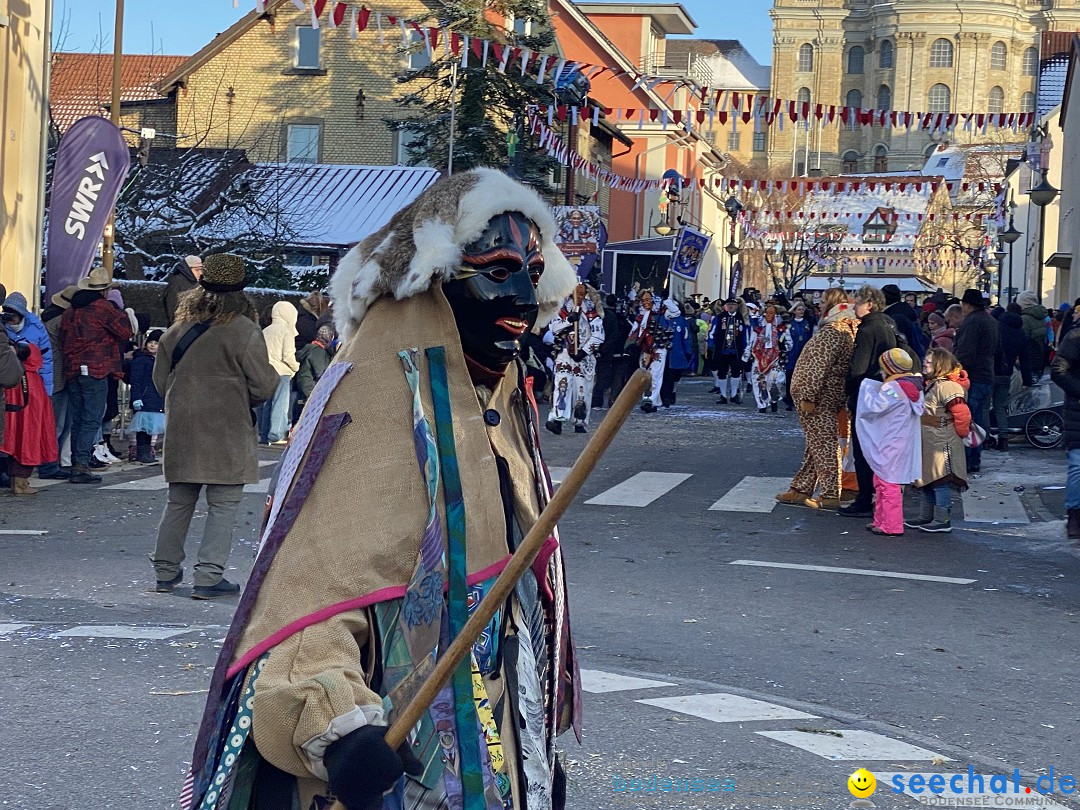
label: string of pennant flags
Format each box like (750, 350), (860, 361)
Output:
(746, 210), (990, 222)
(529, 117), (666, 192)
(237, 0), (1039, 135)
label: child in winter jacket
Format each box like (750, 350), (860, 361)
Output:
(907, 348), (971, 534)
(855, 348), (926, 536)
(128, 329), (165, 464)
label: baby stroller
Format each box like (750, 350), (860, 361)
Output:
(999, 378), (1065, 449)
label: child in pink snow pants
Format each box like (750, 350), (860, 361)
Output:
(855, 348), (925, 536)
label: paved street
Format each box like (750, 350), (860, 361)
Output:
(3, 377), (1080, 809)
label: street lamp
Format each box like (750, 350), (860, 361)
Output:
(993, 242), (1007, 301)
(723, 196), (744, 297)
(1000, 217), (1022, 303)
(1029, 175), (1059, 302)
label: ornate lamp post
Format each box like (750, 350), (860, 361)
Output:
(1000, 215), (1022, 303)
(1029, 175), (1059, 303)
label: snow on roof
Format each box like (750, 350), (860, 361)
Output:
(800, 186), (936, 251)
(800, 274), (934, 292)
(665, 38), (770, 90)
(202, 164), (442, 249)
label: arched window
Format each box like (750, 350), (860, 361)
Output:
(928, 83), (951, 113)
(1021, 91), (1036, 113)
(930, 38), (954, 68)
(991, 41), (1008, 70)
(797, 86), (812, 105)
(842, 151), (859, 173)
(846, 89), (863, 109)
(799, 43), (814, 72)
(879, 39), (894, 69)
(848, 46), (865, 74)
(1023, 47), (1038, 76)
(924, 142), (940, 159)
(877, 84), (892, 111)
(874, 146), (888, 173)
(988, 86), (1005, 114)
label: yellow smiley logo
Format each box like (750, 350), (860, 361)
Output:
(848, 768), (877, 798)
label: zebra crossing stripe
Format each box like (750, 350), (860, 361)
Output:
(637, 693), (818, 723)
(585, 472), (692, 507)
(579, 669), (675, 693)
(102, 460), (277, 491)
(54, 625), (202, 640)
(729, 560), (976, 585)
(756, 730), (948, 762)
(708, 476), (790, 513)
(0, 624), (29, 635)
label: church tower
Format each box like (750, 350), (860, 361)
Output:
(766, 0), (1080, 176)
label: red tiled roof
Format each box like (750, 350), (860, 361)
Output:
(1043, 31), (1080, 61)
(49, 52), (188, 132)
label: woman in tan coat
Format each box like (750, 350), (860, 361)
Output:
(907, 347), (971, 534)
(778, 287), (859, 510)
(150, 254), (280, 599)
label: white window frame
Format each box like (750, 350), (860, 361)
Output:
(928, 83), (951, 113)
(392, 127), (432, 167)
(408, 30), (431, 70)
(509, 14), (534, 37)
(988, 86), (1005, 114)
(797, 87), (811, 105)
(877, 84), (891, 111)
(846, 89), (863, 110)
(848, 46), (865, 75)
(879, 40), (894, 69)
(798, 43), (814, 72)
(286, 123), (320, 163)
(1023, 47), (1038, 76)
(753, 131), (766, 152)
(929, 38), (953, 69)
(990, 42), (1007, 71)
(1021, 92), (1036, 113)
(295, 26), (321, 69)
(727, 130), (741, 151)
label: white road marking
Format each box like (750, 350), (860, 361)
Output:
(579, 669), (675, 693)
(0, 530), (48, 535)
(708, 476), (791, 513)
(729, 559), (976, 585)
(585, 472), (692, 507)
(756, 730), (949, 761)
(548, 466), (571, 487)
(874, 772), (1070, 809)
(0, 624), (29, 634)
(637, 692), (818, 723)
(103, 460), (277, 491)
(55, 625), (199, 640)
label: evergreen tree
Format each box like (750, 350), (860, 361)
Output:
(390, 0), (563, 192)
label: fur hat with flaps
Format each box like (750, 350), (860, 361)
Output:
(329, 168), (577, 341)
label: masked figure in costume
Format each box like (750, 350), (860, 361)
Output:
(545, 284), (605, 435)
(626, 290), (672, 413)
(180, 169), (580, 810)
(743, 304), (791, 413)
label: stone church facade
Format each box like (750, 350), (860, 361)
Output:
(767, 0), (1080, 176)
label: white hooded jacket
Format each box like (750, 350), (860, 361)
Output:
(263, 301), (300, 376)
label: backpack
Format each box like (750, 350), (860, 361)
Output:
(890, 322), (919, 368)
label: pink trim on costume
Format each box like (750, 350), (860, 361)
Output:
(531, 535), (559, 603)
(227, 554), (514, 679)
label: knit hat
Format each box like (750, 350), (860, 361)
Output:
(879, 347), (914, 378)
(928, 311), (945, 328)
(2, 291), (29, 318)
(184, 255), (203, 270)
(1015, 290), (1040, 309)
(199, 253), (248, 293)
(145, 328), (165, 343)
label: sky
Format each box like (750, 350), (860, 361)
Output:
(52, 0), (775, 65)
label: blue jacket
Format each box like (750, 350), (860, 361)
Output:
(785, 317), (814, 371)
(5, 313), (53, 395)
(129, 351), (165, 413)
(662, 314), (697, 371)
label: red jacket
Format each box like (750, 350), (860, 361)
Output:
(60, 291), (133, 381)
(1, 344), (58, 466)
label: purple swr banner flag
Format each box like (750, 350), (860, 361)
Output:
(45, 116), (131, 299)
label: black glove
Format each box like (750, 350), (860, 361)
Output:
(11, 342), (29, 362)
(572, 349), (588, 362)
(325, 725), (423, 810)
(566, 311), (581, 324)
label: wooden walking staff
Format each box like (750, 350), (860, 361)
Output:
(330, 368), (651, 810)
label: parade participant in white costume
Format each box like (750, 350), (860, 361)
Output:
(546, 284), (605, 434)
(627, 289), (673, 413)
(743, 304), (791, 413)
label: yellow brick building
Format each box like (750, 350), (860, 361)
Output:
(767, 0), (1080, 176)
(159, 0), (444, 166)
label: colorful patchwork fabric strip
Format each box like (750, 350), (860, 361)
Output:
(198, 655), (267, 810)
(426, 346), (486, 810)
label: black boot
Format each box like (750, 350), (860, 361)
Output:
(771, 401), (778, 413)
(545, 419), (562, 436)
(998, 436), (1009, 452)
(1068, 509), (1080, 540)
(716, 395), (728, 404)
